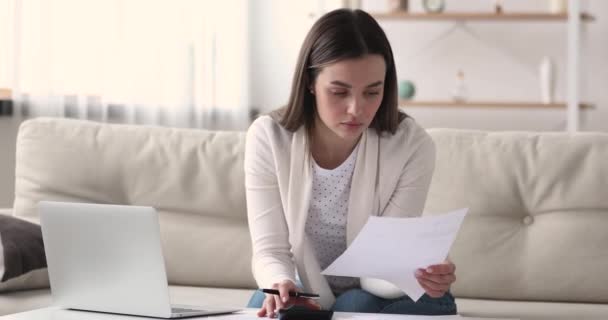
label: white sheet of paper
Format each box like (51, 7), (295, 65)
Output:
(322, 208), (468, 302)
(334, 313), (464, 320)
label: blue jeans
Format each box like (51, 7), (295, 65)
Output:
(246, 289), (457, 315)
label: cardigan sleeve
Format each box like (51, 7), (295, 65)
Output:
(381, 126), (436, 218)
(244, 118), (296, 288)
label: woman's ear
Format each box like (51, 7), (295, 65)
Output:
(308, 81), (315, 95)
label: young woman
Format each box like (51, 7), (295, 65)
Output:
(244, 8), (456, 317)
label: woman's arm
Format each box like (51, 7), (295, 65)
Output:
(380, 130), (456, 297)
(361, 131), (438, 299)
(244, 119), (296, 288)
(382, 132), (436, 218)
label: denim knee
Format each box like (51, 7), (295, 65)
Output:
(333, 289), (457, 316)
(332, 289), (387, 313)
(380, 292), (457, 315)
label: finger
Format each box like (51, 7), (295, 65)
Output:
(273, 295), (283, 315)
(273, 293), (283, 311)
(416, 271), (456, 285)
(417, 277), (450, 292)
(421, 285), (439, 298)
(277, 282), (293, 307)
(295, 297), (322, 310)
(257, 305), (266, 317)
(265, 296), (276, 318)
(420, 282), (444, 298)
(425, 262), (456, 275)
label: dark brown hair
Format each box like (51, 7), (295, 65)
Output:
(272, 8), (406, 135)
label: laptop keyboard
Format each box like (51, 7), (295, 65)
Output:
(172, 307), (206, 314)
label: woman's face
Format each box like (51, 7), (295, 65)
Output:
(312, 54), (386, 142)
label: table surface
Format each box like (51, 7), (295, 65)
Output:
(0, 307), (512, 320)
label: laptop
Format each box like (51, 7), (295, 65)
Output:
(38, 201), (240, 318)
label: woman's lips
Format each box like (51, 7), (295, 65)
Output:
(341, 122), (363, 129)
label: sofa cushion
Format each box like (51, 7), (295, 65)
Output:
(426, 129), (608, 303)
(0, 288), (52, 316)
(0, 215), (46, 283)
(0, 268), (49, 293)
(13, 118), (256, 289)
(456, 297), (608, 319)
(0, 208), (49, 293)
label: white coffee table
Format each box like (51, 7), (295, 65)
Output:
(0, 307), (513, 320)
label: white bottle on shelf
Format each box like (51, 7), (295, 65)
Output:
(549, 0), (568, 14)
(451, 69), (468, 102)
(539, 56), (555, 104)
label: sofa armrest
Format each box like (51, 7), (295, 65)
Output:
(0, 208), (13, 216)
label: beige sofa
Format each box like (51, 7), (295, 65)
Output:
(1, 117), (607, 319)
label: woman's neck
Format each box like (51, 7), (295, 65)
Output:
(310, 121), (360, 170)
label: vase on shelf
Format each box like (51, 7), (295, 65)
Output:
(539, 56), (555, 104)
(451, 70), (468, 102)
(398, 80), (416, 100)
(342, 0), (361, 10)
(494, 0), (503, 14)
(387, 0), (408, 12)
(549, 0), (568, 14)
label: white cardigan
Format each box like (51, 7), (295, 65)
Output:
(244, 115), (436, 309)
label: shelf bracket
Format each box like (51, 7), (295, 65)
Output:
(404, 21), (537, 80)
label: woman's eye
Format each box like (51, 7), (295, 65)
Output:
(366, 91), (380, 96)
(331, 91), (348, 96)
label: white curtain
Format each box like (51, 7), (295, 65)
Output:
(0, 0), (250, 130)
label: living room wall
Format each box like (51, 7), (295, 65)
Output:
(249, 0), (607, 131)
(0, 0), (606, 207)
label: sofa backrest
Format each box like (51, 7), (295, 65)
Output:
(426, 129), (608, 303)
(14, 118), (608, 303)
(14, 118), (256, 289)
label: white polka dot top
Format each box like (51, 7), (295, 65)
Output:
(305, 144), (360, 295)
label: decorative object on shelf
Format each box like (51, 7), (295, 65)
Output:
(422, 0), (445, 13)
(0, 88), (13, 117)
(371, 3), (592, 133)
(494, 0), (503, 14)
(539, 56), (555, 104)
(549, 0), (568, 14)
(387, 0), (409, 12)
(451, 70), (468, 102)
(343, 0), (362, 10)
(398, 80), (416, 99)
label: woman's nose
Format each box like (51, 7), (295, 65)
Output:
(346, 97), (364, 116)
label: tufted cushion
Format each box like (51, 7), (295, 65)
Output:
(0, 215), (46, 283)
(13, 118), (256, 289)
(425, 129), (608, 303)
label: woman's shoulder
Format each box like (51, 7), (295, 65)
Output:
(374, 116), (435, 170)
(384, 115), (433, 147)
(248, 114), (277, 131)
(247, 114), (293, 145)
(375, 115), (436, 165)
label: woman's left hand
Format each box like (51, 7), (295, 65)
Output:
(415, 260), (456, 298)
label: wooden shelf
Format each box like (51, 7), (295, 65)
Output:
(399, 100), (595, 109)
(372, 12), (595, 22)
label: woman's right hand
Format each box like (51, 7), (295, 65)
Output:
(257, 280), (321, 318)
